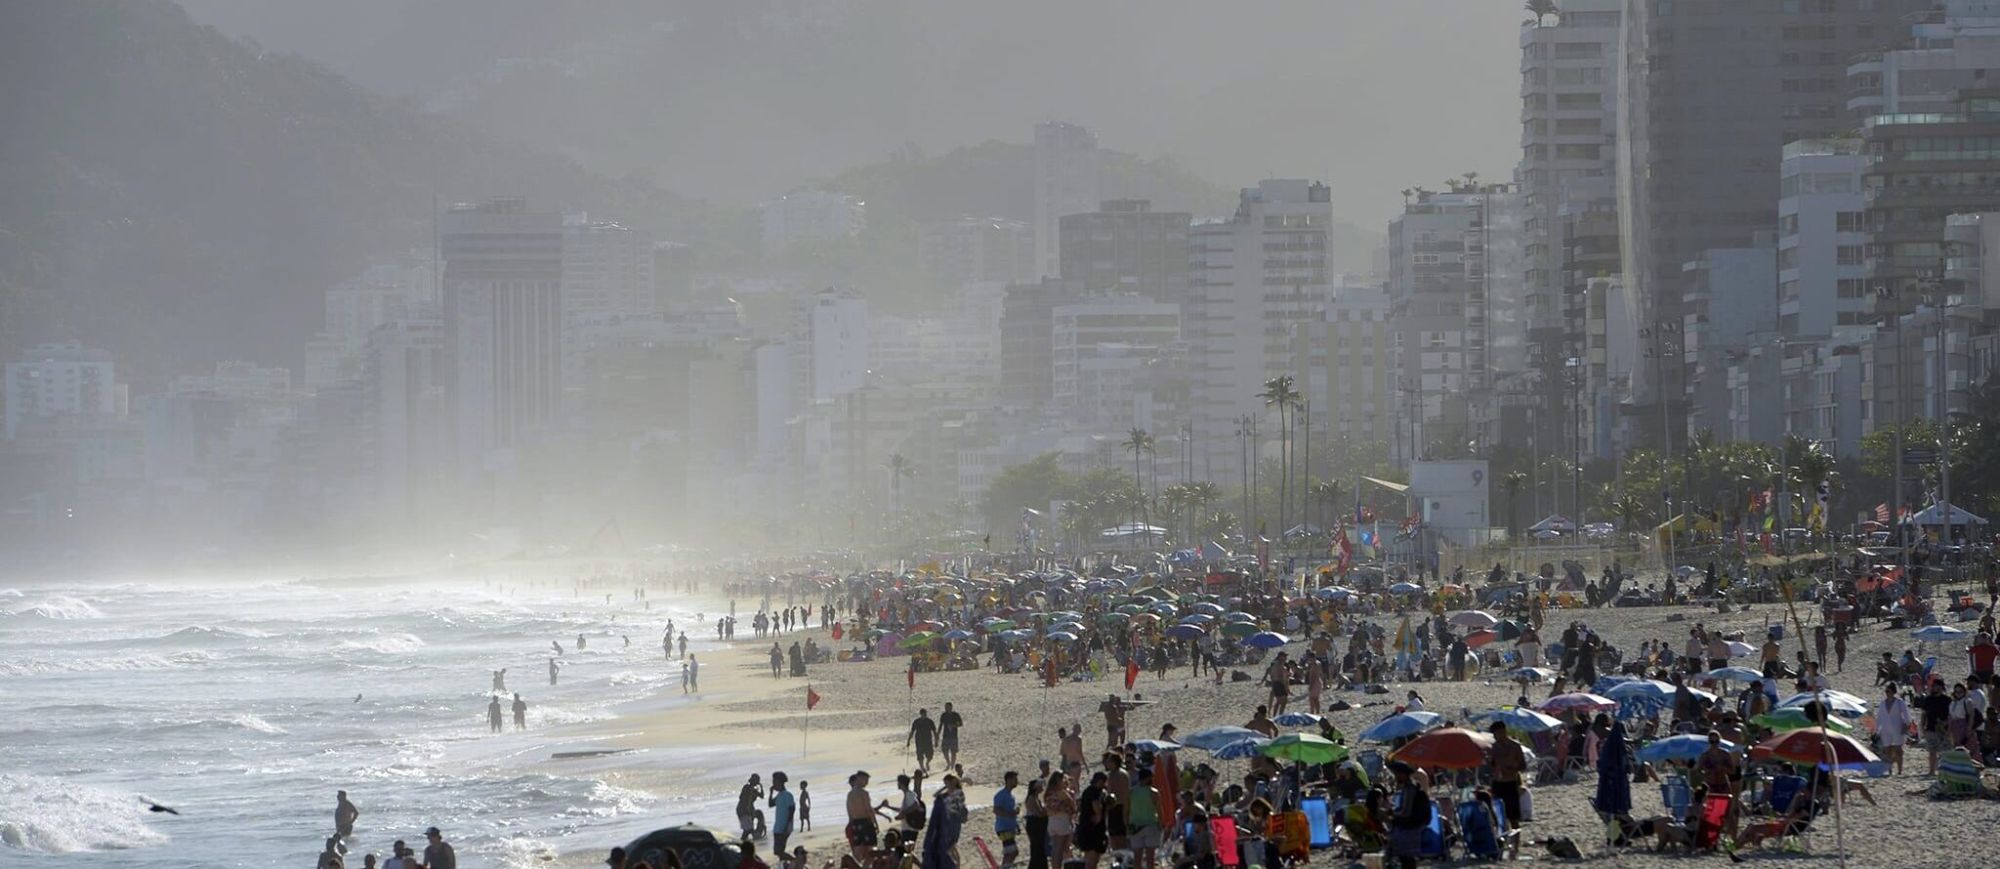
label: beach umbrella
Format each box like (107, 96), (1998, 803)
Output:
(1388, 728), (1494, 770)
(1753, 709), (1856, 734)
(1048, 622), (1085, 635)
(1191, 602), (1225, 615)
(876, 636), (908, 657)
(1116, 603), (1145, 615)
(1220, 621), (1261, 639)
(1911, 625), (1967, 641)
(1495, 620), (1522, 641)
(1508, 666), (1557, 684)
(1358, 711), (1443, 743)
(1147, 601), (1179, 615)
(1183, 726), (1267, 751)
(1134, 587), (1178, 602)
(1100, 612), (1132, 625)
(1050, 611), (1084, 622)
(942, 629), (975, 641)
(1314, 587), (1355, 601)
(1751, 728), (1880, 770)
(1604, 680), (1679, 701)
(1130, 739), (1182, 753)
(1179, 613), (1215, 625)
(1273, 712), (1323, 727)
(1463, 629), (1497, 649)
(980, 617), (1014, 630)
(1468, 706), (1564, 733)
(1775, 691), (1869, 718)
(1725, 641), (1756, 658)
(997, 629), (1034, 641)
(1165, 624), (1205, 641)
(1131, 612), (1162, 625)
(1223, 611), (1258, 623)
(1243, 631), (1290, 649)
(1261, 733), (1349, 765)
(1703, 666), (1766, 683)
(1388, 582), (1423, 595)
(899, 632), (938, 649)
(1448, 611), (1499, 629)
(1211, 738), (1272, 760)
(1637, 734), (1740, 764)
(1046, 631), (1080, 642)
(1537, 693), (1618, 715)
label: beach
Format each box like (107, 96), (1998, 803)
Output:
(548, 570), (2000, 869)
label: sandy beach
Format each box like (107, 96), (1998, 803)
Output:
(542, 571), (2000, 868)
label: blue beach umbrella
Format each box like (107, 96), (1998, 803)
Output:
(1358, 711), (1443, 743)
(1273, 712), (1323, 728)
(1165, 624), (1205, 641)
(1638, 734), (1739, 764)
(1211, 737), (1271, 760)
(1703, 666), (1766, 683)
(1046, 631), (1079, 642)
(1191, 602), (1225, 614)
(1468, 706), (1563, 733)
(1182, 726), (1266, 751)
(1243, 631), (1290, 649)
(1130, 739), (1182, 753)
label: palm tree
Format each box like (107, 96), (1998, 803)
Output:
(1308, 479), (1347, 530)
(1609, 491), (1652, 537)
(1124, 428), (1155, 543)
(1260, 375), (1301, 542)
(1525, 0), (1560, 26)
(887, 453), (916, 514)
(1499, 471), (1529, 539)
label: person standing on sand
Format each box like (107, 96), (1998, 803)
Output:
(511, 693), (527, 730)
(845, 771), (881, 863)
(939, 703), (965, 768)
(678, 634), (689, 659)
(487, 696), (504, 733)
(1876, 683), (1910, 775)
(798, 781), (812, 831)
(770, 643), (783, 678)
(690, 654), (700, 691)
(992, 770), (1021, 868)
(1060, 726), (1085, 773)
(908, 709), (939, 772)
(771, 772), (797, 857)
(681, 660), (690, 694)
(1098, 695), (1130, 748)
(334, 790), (359, 840)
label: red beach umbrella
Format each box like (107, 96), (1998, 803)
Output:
(1388, 727), (1495, 770)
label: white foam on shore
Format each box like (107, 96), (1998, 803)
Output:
(0, 773), (169, 854)
(0, 595), (105, 619)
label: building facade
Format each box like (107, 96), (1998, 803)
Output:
(1058, 200), (1193, 304)
(1034, 122), (1100, 280)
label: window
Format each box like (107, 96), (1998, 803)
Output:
(1836, 211), (1865, 232)
(1554, 42), (1603, 59)
(1780, 214), (1799, 235)
(1837, 279), (1867, 299)
(1556, 118), (1601, 134)
(1555, 144), (1602, 160)
(1778, 247), (1799, 269)
(1554, 68), (1604, 86)
(1556, 93), (1602, 110)
(1837, 245), (1865, 265)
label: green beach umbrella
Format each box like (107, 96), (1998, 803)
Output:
(1753, 708), (1854, 734)
(1221, 621), (1260, 639)
(900, 631), (938, 649)
(1259, 733), (1348, 765)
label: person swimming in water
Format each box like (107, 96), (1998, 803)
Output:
(548, 657), (560, 686)
(511, 693), (527, 730)
(491, 669), (507, 692)
(552, 640), (564, 656)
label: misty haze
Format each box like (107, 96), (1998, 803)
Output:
(2, 1), (1998, 868)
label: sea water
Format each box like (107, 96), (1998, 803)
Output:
(0, 577), (729, 866)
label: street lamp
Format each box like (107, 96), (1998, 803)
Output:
(1642, 321), (1684, 570)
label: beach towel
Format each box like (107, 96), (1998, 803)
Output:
(1279, 811), (1310, 861)
(1695, 794), (1731, 850)
(1300, 796), (1332, 848)
(1154, 752), (1180, 838)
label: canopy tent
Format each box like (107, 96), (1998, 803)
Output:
(1908, 502), (1989, 527)
(1099, 523), (1170, 539)
(1527, 515), (1577, 534)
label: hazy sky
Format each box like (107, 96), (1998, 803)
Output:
(181, 0), (1524, 226)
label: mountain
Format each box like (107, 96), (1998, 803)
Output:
(0, 1), (737, 378)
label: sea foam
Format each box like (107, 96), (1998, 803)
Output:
(0, 774), (169, 854)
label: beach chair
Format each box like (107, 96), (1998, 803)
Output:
(1300, 795), (1333, 849)
(1210, 818), (1241, 868)
(1660, 774), (1692, 817)
(1418, 804), (1448, 859)
(1909, 656), (1939, 691)
(1694, 794), (1732, 851)
(1457, 802), (1501, 860)
(1356, 749), (1384, 783)
(1767, 774), (1806, 815)
(1933, 748), (1987, 798)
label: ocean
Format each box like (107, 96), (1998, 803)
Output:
(0, 576), (731, 866)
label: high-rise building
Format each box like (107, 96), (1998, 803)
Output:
(1033, 122), (1100, 279)
(1862, 86), (2000, 317)
(1677, 241), (1779, 439)
(799, 288), (869, 402)
(760, 189), (866, 259)
(1519, 0), (1623, 338)
(1848, 1), (2000, 120)
(1058, 200), (1193, 304)
(917, 216), (1035, 288)
(1385, 188), (1516, 463)
(1050, 294), (1181, 430)
(1188, 180), (1333, 475)
(439, 198), (565, 471)
(1777, 140), (1872, 338)
(1617, 0), (1926, 429)
(562, 214), (656, 319)
(363, 313), (449, 525)
(4, 342), (124, 440)
(1291, 278), (1396, 446)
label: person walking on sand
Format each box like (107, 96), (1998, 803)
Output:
(939, 703), (965, 768)
(487, 695), (504, 733)
(908, 709), (939, 773)
(689, 654), (700, 691)
(770, 642), (784, 678)
(511, 693), (527, 730)
(334, 790), (359, 840)
(770, 771), (797, 857)
(993, 770), (1021, 869)
(678, 633), (688, 659)
(845, 771), (882, 863)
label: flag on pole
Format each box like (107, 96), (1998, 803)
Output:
(1874, 503), (1890, 523)
(1336, 524), (1354, 577)
(832, 623), (843, 641)
(1125, 658), (1140, 692)
(807, 685), (822, 710)
(907, 663), (916, 692)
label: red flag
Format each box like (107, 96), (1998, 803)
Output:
(807, 685), (822, 710)
(832, 623), (844, 641)
(1336, 524), (1354, 576)
(1125, 658), (1140, 691)
(907, 665), (915, 691)
(1874, 503), (1891, 523)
